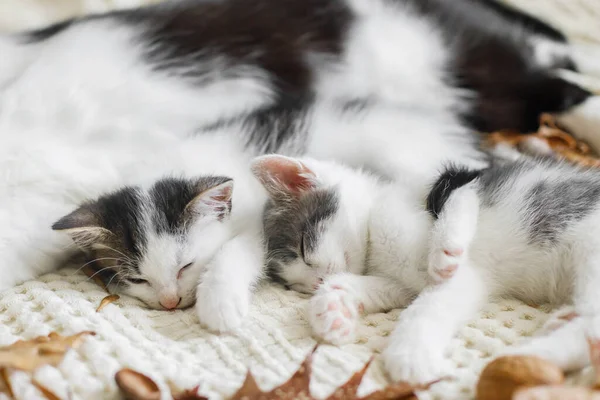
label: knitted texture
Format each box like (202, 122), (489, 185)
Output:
(0, 1), (599, 399)
(0, 268), (559, 400)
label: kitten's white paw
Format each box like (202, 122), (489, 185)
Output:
(309, 282), (361, 345)
(195, 284), (249, 332)
(428, 246), (465, 283)
(383, 338), (450, 384)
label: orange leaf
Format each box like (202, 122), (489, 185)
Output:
(513, 385), (600, 400)
(115, 368), (161, 400)
(172, 385), (207, 400)
(588, 338), (600, 389)
(96, 294), (120, 312)
(31, 379), (61, 400)
(0, 332), (94, 372)
(360, 379), (441, 400)
(115, 346), (442, 400)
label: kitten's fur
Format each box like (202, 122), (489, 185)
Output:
(254, 153), (600, 383)
(0, 0), (594, 332)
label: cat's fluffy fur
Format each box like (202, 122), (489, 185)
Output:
(0, 0), (595, 334)
(254, 153), (600, 383)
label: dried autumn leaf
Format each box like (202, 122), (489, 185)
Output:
(0, 369), (13, 398)
(513, 385), (600, 400)
(484, 114), (600, 168)
(31, 379), (61, 400)
(115, 368), (161, 400)
(476, 355), (564, 400)
(588, 338), (600, 389)
(96, 294), (120, 312)
(229, 346), (314, 399)
(172, 385), (206, 400)
(0, 332), (94, 372)
(116, 346), (442, 400)
(360, 379), (440, 400)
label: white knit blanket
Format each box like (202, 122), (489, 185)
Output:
(1, 1), (599, 399)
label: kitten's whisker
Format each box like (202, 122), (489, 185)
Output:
(87, 265), (120, 280)
(97, 245), (133, 263)
(71, 257), (122, 275)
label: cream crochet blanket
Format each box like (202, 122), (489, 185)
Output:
(0, 1), (599, 399)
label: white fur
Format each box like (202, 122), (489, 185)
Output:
(275, 157), (600, 383)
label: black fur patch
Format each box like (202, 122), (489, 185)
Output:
(129, 0), (352, 100)
(427, 166), (481, 219)
(25, 20), (74, 42)
(149, 176), (232, 234)
(404, 0), (589, 133)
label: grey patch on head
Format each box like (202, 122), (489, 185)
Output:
(53, 186), (149, 287)
(526, 178), (600, 245)
(148, 175), (232, 235)
(478, 159), (531, 206)
(263, 188), (340, 284)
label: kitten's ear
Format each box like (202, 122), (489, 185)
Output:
(186, 179), (234, 221)
(251, 155), (318, 199)
(52, 206), (111, 247)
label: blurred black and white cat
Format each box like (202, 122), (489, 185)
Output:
(0, 0), (596, 333)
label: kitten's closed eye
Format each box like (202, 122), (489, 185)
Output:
(300, 234), (312, 267)
(129, 278), (149, 285)
(177, 262), (193, 279)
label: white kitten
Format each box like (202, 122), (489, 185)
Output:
(255, 154), (600, 383)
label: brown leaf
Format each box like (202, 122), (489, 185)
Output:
(230, 346), (315, 400)
(115, 369), (161, 400)
(513, 385), (600, 400)
(31, 379), (61, 400)
(326, 358), (373, 399)
(484, 114), (600, 168)
(96, 294), (120, 312)
(360, 379), (441, 400)
(588, 338), (600, 389)
(0, 368), (14, 397)
(115, 346), (442, 400)
(476, 356), (564, 400)
(172, 385), (207, 400)
(0, 332), (95, 372)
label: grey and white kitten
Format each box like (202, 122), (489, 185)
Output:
(253, 153), (600, 384)
(1, 0), (595, 334)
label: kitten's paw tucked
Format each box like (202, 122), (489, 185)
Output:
(428, 246), (465, 282)
(195, 284), (249, 332)
(309, 283), (361, 345)
(383, 339), (450, 384)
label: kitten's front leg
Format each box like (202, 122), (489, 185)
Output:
(428, 184), (480, 282)
(195, 232), (264, 332)
(310, 273), (412, 345)
(384, 263), (487, 384)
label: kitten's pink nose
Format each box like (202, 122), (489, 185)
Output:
(159, 296), (182, 310)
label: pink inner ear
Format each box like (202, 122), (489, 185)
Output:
(257, 156), (316, 195)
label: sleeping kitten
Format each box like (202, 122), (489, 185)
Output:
(1, 0), (595, 333)
(253, 153), (600, 383)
